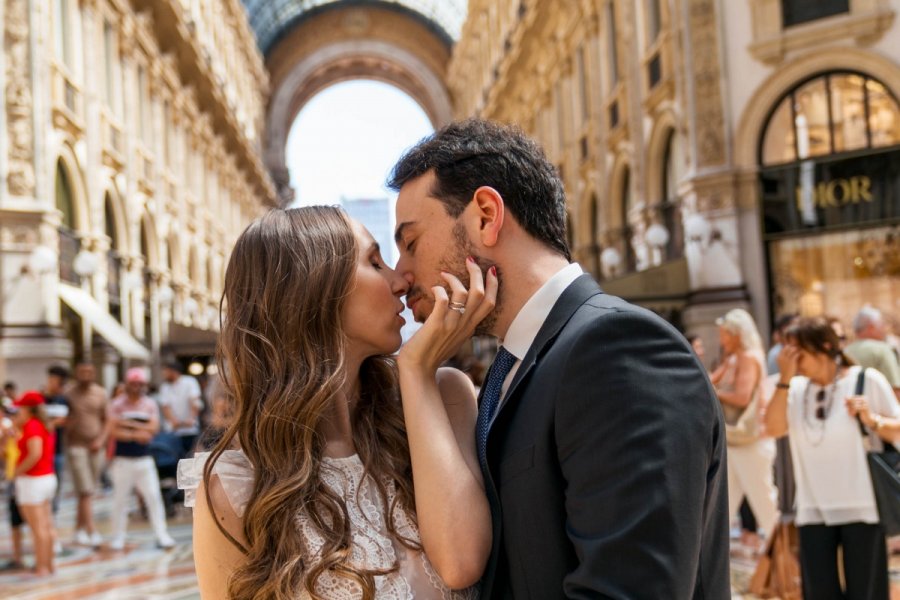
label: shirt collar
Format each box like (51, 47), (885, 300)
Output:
(501, 263), (583, 360)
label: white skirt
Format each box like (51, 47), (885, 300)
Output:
(15, 474), (58, 506)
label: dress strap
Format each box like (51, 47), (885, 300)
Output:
(177, 450), (255, 517)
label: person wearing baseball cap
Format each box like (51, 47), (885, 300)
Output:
(105, 367), (175, 550)
(10, 390), (57, 576)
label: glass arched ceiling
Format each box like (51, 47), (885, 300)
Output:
(241, 0), (468, 55)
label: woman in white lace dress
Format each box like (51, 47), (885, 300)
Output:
(178, 207), (496, 599)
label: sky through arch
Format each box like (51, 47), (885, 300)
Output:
(285, 79), (434, 262)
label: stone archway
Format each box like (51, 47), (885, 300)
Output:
(262, 4), (455, 204)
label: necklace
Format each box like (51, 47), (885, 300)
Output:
(801, 367), (841, 447)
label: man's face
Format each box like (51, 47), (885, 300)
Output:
(75, 364), (95, 385)
(394, 171), (498, 334)
(46, 374), (64, 394)
(162, 368), (179, 382)
(125, 380), (145, 397)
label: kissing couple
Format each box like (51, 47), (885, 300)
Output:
(179, 118), (731, 599)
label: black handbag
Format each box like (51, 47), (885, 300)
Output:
(854, 368), (900, 536)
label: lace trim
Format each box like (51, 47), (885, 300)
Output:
(178, 451), (478, 599)
(177, 450), (254, 516)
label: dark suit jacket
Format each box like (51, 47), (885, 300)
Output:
(479, 274), (730, 599)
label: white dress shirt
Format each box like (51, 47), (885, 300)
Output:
(496, 262), (584, 414)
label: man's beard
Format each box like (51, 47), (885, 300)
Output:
(440, 222), (499, 336)
(406, 221), (500, 336)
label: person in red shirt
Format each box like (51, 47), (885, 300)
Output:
(11, 390), (57, 576)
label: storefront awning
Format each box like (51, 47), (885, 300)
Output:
(58, 283), (151, 361)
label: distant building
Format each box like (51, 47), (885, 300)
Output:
(449, 0), (900, 365)
(0, 0), (275, 388)
(342, 197), (395, 265)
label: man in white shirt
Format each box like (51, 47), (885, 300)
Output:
(389, 118), (729, 599)
(158, 362), (202, 457)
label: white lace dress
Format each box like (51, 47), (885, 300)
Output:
(178, 450), (478, 600)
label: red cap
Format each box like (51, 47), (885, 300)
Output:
(13, 390), (46, 408)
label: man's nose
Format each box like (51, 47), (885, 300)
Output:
(391, 269), (410, 296)
(394, 255), (414, 282)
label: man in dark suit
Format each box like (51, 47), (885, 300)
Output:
(389, 118), (730, 599)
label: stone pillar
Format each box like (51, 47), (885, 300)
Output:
(680, 0), (755, 354)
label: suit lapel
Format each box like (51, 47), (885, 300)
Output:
(492, 274), (603, 426)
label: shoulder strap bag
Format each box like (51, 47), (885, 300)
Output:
(854, 368), (900, 536)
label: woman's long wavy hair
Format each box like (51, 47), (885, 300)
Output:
(203, 207), (418, 599)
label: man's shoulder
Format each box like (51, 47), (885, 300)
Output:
(568, 291), (677, 335)
(847, 338), (892, 358)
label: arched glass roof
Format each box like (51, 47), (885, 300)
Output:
(241, 0), (468, 54)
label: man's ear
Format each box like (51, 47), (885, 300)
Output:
(472, 186), (504, 247)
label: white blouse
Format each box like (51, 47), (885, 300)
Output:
(178, 450), (478, 600)
(786, 366), (900, 526)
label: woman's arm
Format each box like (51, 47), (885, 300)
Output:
(765, 345), (800, 438)
(193, 476), (248, 598)
(716, 352), (760, 408)
(846, 369), (900, 444)
(398, 364), (490, 588)
(709, 359), (729, 385)
(13, 436), (42, 477)
(396, 260), (496, 589)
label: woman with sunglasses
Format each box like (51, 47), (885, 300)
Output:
(766, 316), (900, 600)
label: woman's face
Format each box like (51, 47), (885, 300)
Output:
(342, 220), (409, 360)
(794, 345), (832, 380)
(11, 408), (28, 428)
(718, 327), (740, 354)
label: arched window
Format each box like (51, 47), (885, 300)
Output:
(589, 194), (599, 276)
(207, 254), (215, 294)
(661, 131), (685, 260)
(105, 195), (122, 321)
(54, 0), (72, 66)
(621, 168), (637, 272)
(761, 72), (900, 166)
(56, 161), (80, 284)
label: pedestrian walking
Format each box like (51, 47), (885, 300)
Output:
(65, 362), (108, 547)
(159, 362), (202, 458)
(10, 391), (58, 576)
(106, 367), (175, 551)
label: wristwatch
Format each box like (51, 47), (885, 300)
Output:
(874, 415), (885, 431)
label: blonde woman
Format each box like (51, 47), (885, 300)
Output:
(180, 207), (495, 599)
(710, 309), (779, 547)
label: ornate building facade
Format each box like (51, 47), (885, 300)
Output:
(0, 0), (276, 388)
(447, 0), (900, 361)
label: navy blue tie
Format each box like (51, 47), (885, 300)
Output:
(477, 347), (518, 473)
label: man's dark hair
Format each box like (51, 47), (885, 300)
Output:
(387, 118), (571, 260)
(47, 365), (70, 379)
(164, 361), (183, 373)
(3, 381), (15, 391)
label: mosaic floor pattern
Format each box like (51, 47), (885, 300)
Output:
(3, 486), (900, 599)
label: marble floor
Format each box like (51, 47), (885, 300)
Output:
(3, 485), (900, 599)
